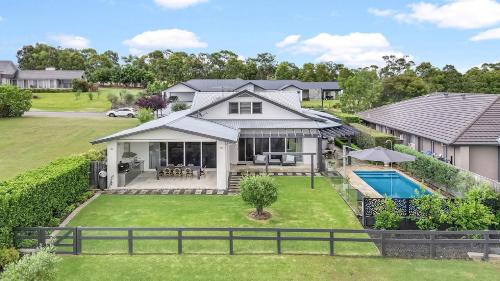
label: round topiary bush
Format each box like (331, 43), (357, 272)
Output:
(240, 175), (278, 220)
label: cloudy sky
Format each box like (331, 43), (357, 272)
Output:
(1, 0), (499, 70)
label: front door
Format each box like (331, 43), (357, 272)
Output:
(238, 138), (254, 162)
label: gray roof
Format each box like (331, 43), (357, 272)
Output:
(210, 119), (340, 129)
(0, 61), (18, 77)
(179, 79), (340, 92)
(16, 70), (84, 80)
(358, 93), (500, 145)
(91, 109), (239, 144)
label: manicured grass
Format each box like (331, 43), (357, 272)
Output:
(31, 88), (142, 112)
(56, 255), (500, 281)
(301, 99), (339, 109)
(67, 177), (377, 256)
(0, 116), (136, 180)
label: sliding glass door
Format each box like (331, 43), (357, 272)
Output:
(238, 138), (254, 161)
(202, 142), (217, 168)
(238, 137), (303, 162)
(185, 142), (201, 166)
(270, 138), (285, 160)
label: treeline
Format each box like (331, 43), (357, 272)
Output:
(16, 44), (499, 100)
(338, 56), (500, 113)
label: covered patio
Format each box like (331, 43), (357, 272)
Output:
(115, 171), (218, 190)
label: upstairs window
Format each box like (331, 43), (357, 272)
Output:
(229, 102), (239, 114)
(252, 102), (262, 114)
(240, 102), (251, 114)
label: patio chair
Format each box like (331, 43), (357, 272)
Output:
(200, 165), (207, 177)
(281, 155), (296, 166)
(253, 155), (267, 165)
(185, 167), (194, 177)
(173, 167), (182, 176)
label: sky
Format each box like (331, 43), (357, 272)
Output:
(0, 0), (499, 71)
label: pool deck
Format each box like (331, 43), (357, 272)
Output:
(340, 165), (430, 198)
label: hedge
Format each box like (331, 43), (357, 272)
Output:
(394, 144), (466, 196)
(326, 109), (360, 124)
(0, 151), (100, 246)
(350, 123), (397, 149)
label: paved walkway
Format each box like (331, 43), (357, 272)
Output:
(103, 189), (229, 195)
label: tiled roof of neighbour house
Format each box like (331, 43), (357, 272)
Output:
(180, 79), (341, 92)
(357, 93), (500, 145)
(16, 70), (85, 80)
(0, 61), (18, 77)
(91, 109), (239, 144)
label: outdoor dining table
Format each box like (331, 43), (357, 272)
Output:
(156, 165), (201, 180)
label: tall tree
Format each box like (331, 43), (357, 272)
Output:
(274, 61), (299, 80)
(379, 55), (414, 78)
(378, 70), (429, 105)
(339, 69), (381, 113)
(16, 44), (59, 70)
(298, 63), (316, 81)
(252, 53), (276, 80)
(441, 65), (463, 92)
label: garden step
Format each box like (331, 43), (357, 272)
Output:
(467, 252), (500, 261)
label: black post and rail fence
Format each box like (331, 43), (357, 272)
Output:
(14, 227), (500, 260)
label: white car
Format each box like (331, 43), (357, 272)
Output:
(106, 108), (137, 118)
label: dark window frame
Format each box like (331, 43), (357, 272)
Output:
(252, 102), (262, 114)
(229, 102), (239, 114)
(240, 102), (252, 114)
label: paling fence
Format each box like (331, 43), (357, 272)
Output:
(14, 227), (500, 259)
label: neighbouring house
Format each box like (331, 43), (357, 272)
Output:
(161, 79), (341, 105)
(358, 93), (500, 182)
(0, 60), (84, 89)
(92, 89), (357, 189)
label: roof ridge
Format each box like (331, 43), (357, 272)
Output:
(450, 95), (500, 144)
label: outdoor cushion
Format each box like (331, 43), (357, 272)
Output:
(256, 155), (266, 162)
(285, 155), (295, 163)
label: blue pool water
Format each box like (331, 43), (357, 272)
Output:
(354, 171), (431, 198)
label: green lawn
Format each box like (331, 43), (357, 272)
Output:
(67, 177), (376, 256)
(0, 116), (136, 180)
(31, 88), (142, 112)
(301, 99), (339, 109)
(56, 177), (500, 280)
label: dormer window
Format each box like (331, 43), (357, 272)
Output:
(229, 102), (239, 114)
(240, 102), (251, 114)
(252, 102), (262, 114)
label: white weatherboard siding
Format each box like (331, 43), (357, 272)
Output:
(107, 141), (119, 188)
(202, 96), (306, 120)
(216, 140), (229, 189)
(120, 128), (214, 142)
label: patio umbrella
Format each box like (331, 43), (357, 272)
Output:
(347, 146), (415, 163)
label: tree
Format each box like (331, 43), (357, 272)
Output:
(240, 175), (278, 218)
(379, 55), (414, 78)
(441, 65), (463, 92)
(0, 85), (32, 118)
(298, 63), (316, 81)
(137, 108), (154, 124)
(415, 62), (445, 92)
(252, 53), (276, 80)
(338, 69), (381, 113)
(16, 43), (59, 70)
(171, 102), (189, 112)
(135, 95), (167, 112)
(315, 63), (335, 81)
(378, 70), (429, 105)
(274, 61), (299, 79)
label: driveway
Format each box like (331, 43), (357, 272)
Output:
(24, 111), (106, 118)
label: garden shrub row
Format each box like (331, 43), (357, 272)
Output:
(350, 123), (398, 149)
(0, 150), (101, 247)
(326, 109), (360, 124)
(394, 144), (470, 196)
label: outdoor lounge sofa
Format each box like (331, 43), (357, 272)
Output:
(253, 155), (267, 165)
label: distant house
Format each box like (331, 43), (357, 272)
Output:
(358, 93), (500, 182)
(162, 79), (341, 104)
(0, 60), (84, 90)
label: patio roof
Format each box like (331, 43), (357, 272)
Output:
(319, 125), (358, 138)
(240, 128), (320, 138)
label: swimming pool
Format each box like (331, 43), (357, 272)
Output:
(354, 171), (431, 198)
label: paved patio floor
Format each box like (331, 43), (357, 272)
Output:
(117, 171), (218, 190)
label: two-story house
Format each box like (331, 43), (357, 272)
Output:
(92, 89), (356, 189)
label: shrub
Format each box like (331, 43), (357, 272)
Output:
(123, 92), (136, 105)
(135, 95), (166, 111)
(240, 176), (278, 216)
(350, 123), (397, 149)
(327, 110), (360, 124)
(74, 90), (81, 100)
(137, 108), (154, 124)
(0, 152), (93, 247)
(171, 102), (189, 112)
(0, 85), (32, 117)
(107, 93), (119, 105)
(72, 79), (90, 92)
(0, 245), (60, 281)
(374, 198), (401, 230)
(413, 193), (445, 230)
(0, 248), (19, 270)
(87, 92), (94, 101)
(443, 198), (496, 230)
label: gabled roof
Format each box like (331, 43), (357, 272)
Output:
(358, 93), (500, 145)
(170, 79), (341, 92)
(189, 90), (323, 121)
(91, 109), (239, 144)
(16, 70), (84, 80)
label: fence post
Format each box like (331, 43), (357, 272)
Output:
(277, 230), (281, 255)
(380, 232), (386, 257)
(483, 232), (490, 260)
(329, 231), (334, 256)
(76, 227), (82, 254)
(73, 227), (78, 255)
(128, 229), (133, 255)
(361, 199), (366, 226)
(430, 233), (436, 259)
(229, 229), (234, 255)
(178, 230), (183, 255)
(37, 228), (46, 247)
